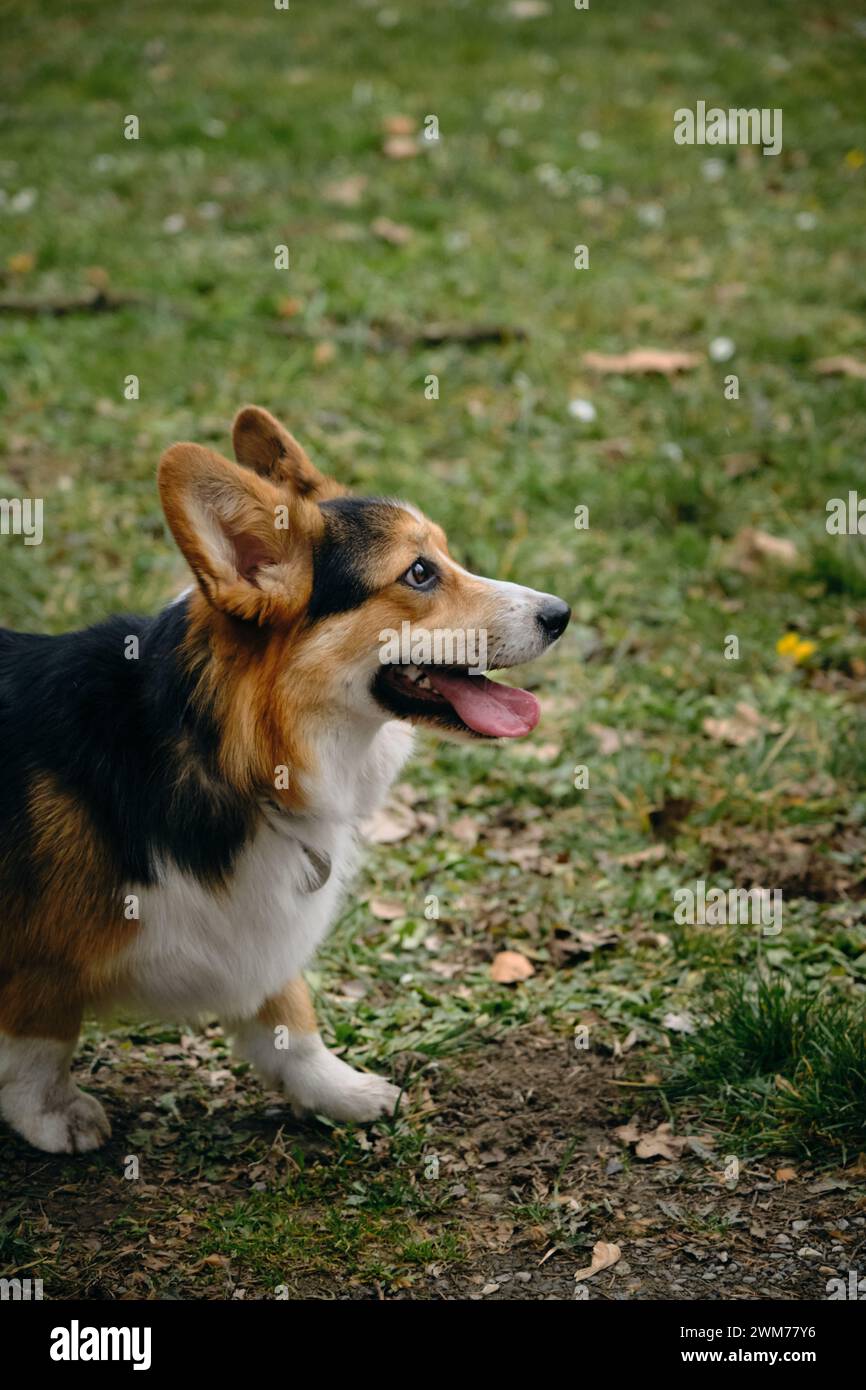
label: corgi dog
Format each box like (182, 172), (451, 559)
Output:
(0, 407), (570, 1154)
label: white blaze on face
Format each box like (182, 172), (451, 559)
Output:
(438, 557), (560, 669)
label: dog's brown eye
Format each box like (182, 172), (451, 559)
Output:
(403, 559), (437, 590)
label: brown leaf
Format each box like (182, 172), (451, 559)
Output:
(490, 950), (535, 984)
(635, 1123), (686, 1161)
(322, 174), (368, 207)
(775, 1166), (798, 1183)
(369, 898), (404, 921)
(617, 844), (666, 869)
(312, 340), (336, 367)
(587, 722), (621, 754)
(702, 702), (767, 747)
(582, 348), (702, 376)
(276, 296), (303, 319)
(573, 1240), (622, 1282)
(450, 814), (480, 847)
(732, 527), (798, 570)
(361, 804), (418, 844)
(613, 1121), (641, 1144)
(382, 136), (418, 160)
(813, 355), (866, 380)
(370, 217), (413, 246)
(382, 114), (415, 136)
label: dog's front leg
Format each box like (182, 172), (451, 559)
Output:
(0, 1007), (111, 1154)
(229, 978), (401, 1123)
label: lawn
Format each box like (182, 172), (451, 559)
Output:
(1, 0), (864, 1300)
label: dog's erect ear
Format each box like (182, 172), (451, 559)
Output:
(232, 405), (343, 500)
(158, 442), (323, 623)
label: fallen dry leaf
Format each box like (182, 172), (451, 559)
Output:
(733, 527), (798, 570)
(382, 136), (418, 160)
(635, 1123), (686, 1161)
(702, 702), (768, 747)
(617, 844), (666, 869)
(573, 1240), (622, 1282)
(276, 296), (303, 319)
(382, 114), (415, 136)
(775, 1166), (798, 1183)
(7, 251), (36, 275)
(361, 804), (418, 844)
(490, 949), (535, 984)
(322, 174), (368, 207)
(813, 355), (866, 380)
(369, 898), (404, 921)
(370, 216), (413, 246)
(449, 814), (480, 847)
(312, 340), (336, 367)
(587, 722), (621, 754)
(662, 1011), (696, 1035)
(613, 1121), (641, 1144)
(582, 348), (702, 376)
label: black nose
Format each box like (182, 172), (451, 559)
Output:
(537, 598), (571, 641)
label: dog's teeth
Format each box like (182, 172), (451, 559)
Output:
(416, 674), (432, 689)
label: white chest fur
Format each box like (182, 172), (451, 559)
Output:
(118, 720), (414, 1023)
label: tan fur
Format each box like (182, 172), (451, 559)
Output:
(257, 978), (318, 1035)
(0, 774), (134, 1039)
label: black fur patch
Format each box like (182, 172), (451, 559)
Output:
(308, 497), (407, 621)
(0, 598), (257, 892)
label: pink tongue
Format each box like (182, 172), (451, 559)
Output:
(424, 669), (540, 738)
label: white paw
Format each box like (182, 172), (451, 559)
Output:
(281, 1040), (401, 1123)
(294, 1068), (402, 1124)
(2, 1085), (111, 1154)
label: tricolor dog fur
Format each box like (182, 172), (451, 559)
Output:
(0, 407), (570, 1153)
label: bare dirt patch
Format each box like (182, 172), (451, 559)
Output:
(1, 1023), (862, 1300)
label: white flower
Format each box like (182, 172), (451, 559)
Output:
(637, 201), (665, 228)
(568, 398), (597, 423)
(795, 211), (817, 231)
(709, 336), (735, 362)
(162, 213), (186, 234)
(661, 442), (683, 462)
(701, 158), (726, 182)
(201, 118), (226, 138)
(578, 130), (601, 150)
(10, 188), (37, 213)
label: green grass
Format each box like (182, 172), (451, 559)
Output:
(1, 0), (865, 1284)
(666, 975), (866, 1160)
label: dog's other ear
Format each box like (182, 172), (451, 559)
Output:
(158, 442), (323, 623)
(232, 405), (343, 499)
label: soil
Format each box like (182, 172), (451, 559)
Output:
(1, 1023), (862, 1301)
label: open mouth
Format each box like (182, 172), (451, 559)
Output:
(373, 664), (540, 738)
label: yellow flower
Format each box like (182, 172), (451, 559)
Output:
(845, 149), (865, 170)
(776, 633), (816, 664)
